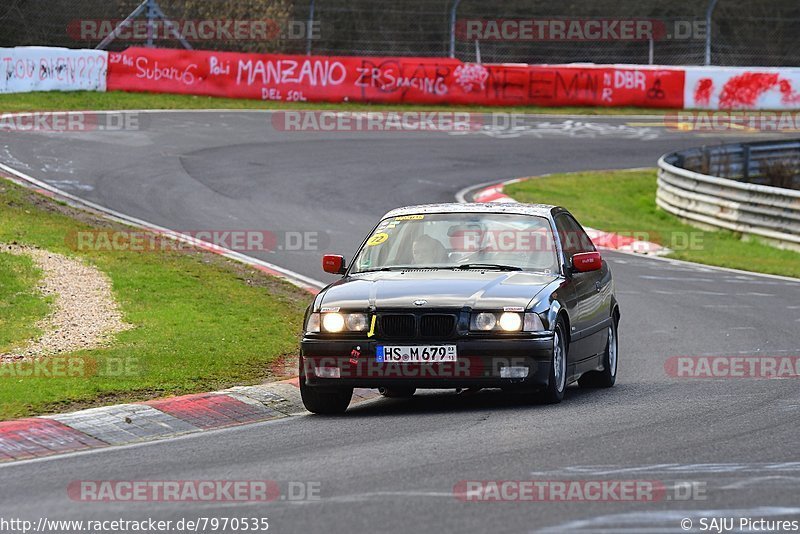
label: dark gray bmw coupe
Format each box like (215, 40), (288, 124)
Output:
(300, 203), (619, 414)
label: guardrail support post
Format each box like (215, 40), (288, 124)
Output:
(742, 145), (751, 182)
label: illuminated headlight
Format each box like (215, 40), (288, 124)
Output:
(322, 312), (345, 332)
(307, 312), (370, 334)
(499, 312), (523, 332)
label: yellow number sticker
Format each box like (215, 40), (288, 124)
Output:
(395, 215), (425, 221)
(367, 233), (389, 246)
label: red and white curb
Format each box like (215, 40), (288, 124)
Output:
(0, 380), (380, 462)
(468, 178), (669, 256)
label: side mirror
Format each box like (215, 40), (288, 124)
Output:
(571, 251), (602, 272)
(322, 254), (346, 274)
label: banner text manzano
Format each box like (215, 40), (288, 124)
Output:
(107, 48), (685, 108)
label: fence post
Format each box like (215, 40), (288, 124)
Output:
(449, 0), (463, 58)
(705, 0), (719, 65)
(306, 0), (316, 55)
(95, 0), (191, 50)
(146, 0), (156, 48)
(95, 0), (148, 50)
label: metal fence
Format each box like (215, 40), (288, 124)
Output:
(1, 0), (799, 66)
(657, 140), (800, 251)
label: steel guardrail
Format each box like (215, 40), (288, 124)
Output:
(656, 140), (800, 250)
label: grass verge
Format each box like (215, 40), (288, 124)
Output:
(504, 169), (800, 278)
(0, 90), (674, 115)
(0, 179), (310, 420)
(0, 252), (51, 355)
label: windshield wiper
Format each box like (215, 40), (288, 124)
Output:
(353, 266), (424, 273)
(457, 263), (522, 271)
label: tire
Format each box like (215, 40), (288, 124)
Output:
(533, 319), (568, 404)
(299, 358), (353, 414)
(378, 386), (416, 398)
(578, 317), (618, 389)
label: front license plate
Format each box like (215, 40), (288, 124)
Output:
(376, 345), (457, 363)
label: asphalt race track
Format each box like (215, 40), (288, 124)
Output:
(1, 112), (799, 533)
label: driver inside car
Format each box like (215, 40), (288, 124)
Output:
(411, 234), (448, 265)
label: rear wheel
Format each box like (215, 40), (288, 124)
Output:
(299, 358), (353, 414)
(578, 318), (618, 389)
(533, 319), (567, 404)
(379, 386), (416, 398)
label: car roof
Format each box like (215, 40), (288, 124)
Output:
(383, 202), (560, 219)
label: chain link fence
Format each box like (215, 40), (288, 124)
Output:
(1, 0), (798, 66)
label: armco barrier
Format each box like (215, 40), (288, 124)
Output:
(106, 47), (685, 108)
(657, 140), (800, 251)
(0, 47), (108, 94)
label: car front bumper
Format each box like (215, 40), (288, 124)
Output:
(300, 335), (555, 389)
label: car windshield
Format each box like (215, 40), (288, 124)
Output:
(351, 212), (558, 273)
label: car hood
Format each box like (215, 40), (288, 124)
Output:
(318, 270), (559, 310)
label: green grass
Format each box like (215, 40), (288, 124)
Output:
(505, 169), (800, 278)
(0, 180), (310, 420)
(0, 90), (675, 115)
(0, 252), (51, 355)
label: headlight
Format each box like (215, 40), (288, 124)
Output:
(472, 312), (497, 331)
(306, 312), (370, 334)
(322, 312), (345, 333)
(345, 313), (368, 332)
(499, 312), (522, 331)
(470, 311), (546, 332)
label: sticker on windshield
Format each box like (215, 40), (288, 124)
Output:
(367, 232), (390, 246)
(395, 215), (425, 221)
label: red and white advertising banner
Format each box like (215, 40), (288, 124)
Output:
(107, 47), (685, 108)
(685, 66), (800, 110)
(1, 47), (108, 94)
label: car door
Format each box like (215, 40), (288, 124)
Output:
(555, 213), (608, 368)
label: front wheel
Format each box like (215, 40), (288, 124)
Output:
(300, 382), (353, 414)
(299, 358), (353, 414)
(578, 319), (618, 389)
(533, 320), (568, 404)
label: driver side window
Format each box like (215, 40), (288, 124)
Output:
(555, 213), (595, 263)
